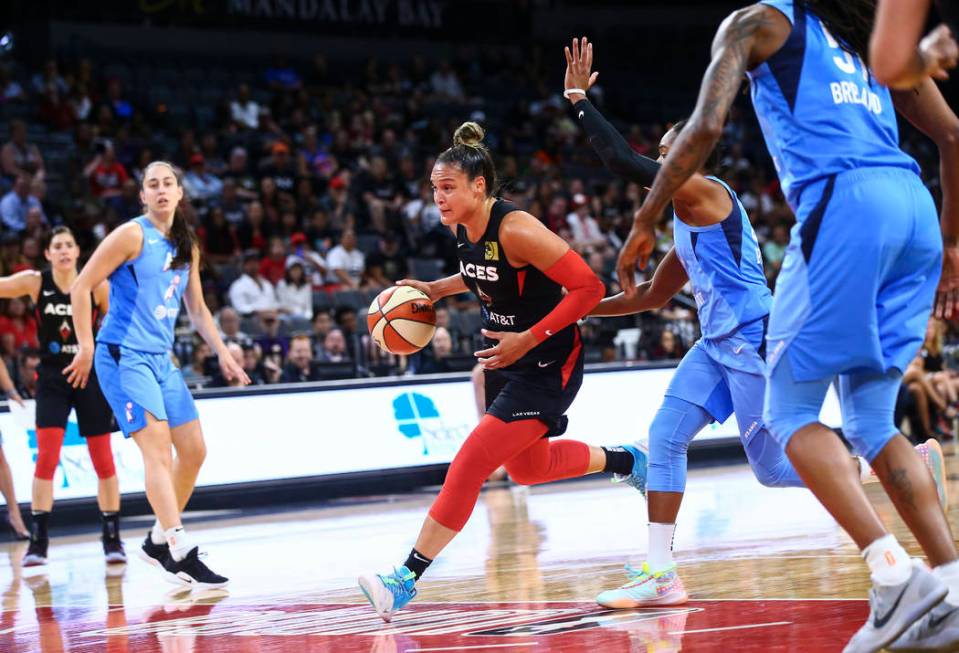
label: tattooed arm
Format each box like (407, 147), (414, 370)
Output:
(615, 3), (790, 294)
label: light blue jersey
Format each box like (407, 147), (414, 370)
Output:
(97, 216), (188, 354)
(748, 0), (919, 210)
(672, 177), (771, 373)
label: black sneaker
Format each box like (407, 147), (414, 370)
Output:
(161, 547), (229, 589)
(137, 531), (169, 568)
(102, 535), (127, 564)
(23, 537), (48, 567)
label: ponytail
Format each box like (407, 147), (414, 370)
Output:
(169, 204), (198, 269)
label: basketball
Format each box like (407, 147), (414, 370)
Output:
(367, 285), (437, 355)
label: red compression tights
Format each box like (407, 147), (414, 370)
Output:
(34, 428), (116, 480)
(428, 414), (590, 531)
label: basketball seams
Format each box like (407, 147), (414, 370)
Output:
(367, 286), (436, 355)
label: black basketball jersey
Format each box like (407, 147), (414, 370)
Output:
(35, 269), (96, 366)
(457, 199), (577, 369)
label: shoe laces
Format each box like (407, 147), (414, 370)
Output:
(382, 568), (417, 597)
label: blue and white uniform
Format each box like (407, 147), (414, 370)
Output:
(751, 0), (941, 460)
(650, 178), (801, 493)
(95, 216), (198, 437)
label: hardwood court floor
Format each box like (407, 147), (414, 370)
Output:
(2, 442), (956, 652)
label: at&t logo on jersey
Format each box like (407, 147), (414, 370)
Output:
(460, 261), (499, 282)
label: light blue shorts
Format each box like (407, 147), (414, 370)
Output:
(95, 343), (198, 438)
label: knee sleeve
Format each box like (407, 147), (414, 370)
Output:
(504, 439), (590, 486)
(34, 428), (65, 480)
(763, 354), (831, 449)
(647, 396), (712, 493)
(86, 434), (116, 480)
(429, 416), (545, 532)
(744, 428), (805, 488)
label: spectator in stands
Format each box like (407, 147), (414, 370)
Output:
(228, 251), (277, 316)
(0, 65), (25, 104)
(305, 209), (337, 252)
(68, 83), (92, 122)
(241, 341), (269, 385)
(320, 173), (357, 232)
(38, 83), (74, 131)
(365, 233), (408, 288)
(1, 120), (45, 184)
(430, 61), (464, 100)
(265, 56), (303, 92)
(762, 223), (789, 282)
(403, 180), (442, 242)
(357, 155), (404, 233)
(276, 257), (312, 320)
(218, 179), (247, 225)
(259, 236), (288, 285)
(198, 206), (238, 265)
(31, 60), (66, 96)
(105, 78), (134, 122)
(0, 297), (38, 350)
(236, 201), (269, 253)
(180, 341), (211, 384)
(413, 327), (453, 374)
(229, 84), (260, 130)
(216, 306), (247, 343)
(566, 193), (606, 254)
(317, 328), (350, 363)
(15, 349), (40, 399)
(84, 140), (128, 208)
(280, 335), (320, 383)
(288, 231), (328, 287)
(587, 250), (618, 295)
(310, 309), (334, 355)
(326, 229), (365, 289)
(225, 146), (258, 200)
(183, 153), (224, 204)
(11, 237), (42, 273)
(0, 174), (45, 232)
(644, 328), (686, 362)
(254, 309), (288, 359)
(259, 141), (297, 194)
(113, 178), (141, 223)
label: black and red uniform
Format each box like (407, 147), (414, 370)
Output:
(456, 199), (584, 436)
(34, 269), (115, 436)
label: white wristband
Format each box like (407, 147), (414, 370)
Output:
(563, 88), (586, 99)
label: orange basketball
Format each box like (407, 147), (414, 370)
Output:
(367, 285), (437, 355)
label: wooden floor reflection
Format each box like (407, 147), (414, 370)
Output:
(1, 442), (956, 652)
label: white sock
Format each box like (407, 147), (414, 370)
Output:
(165, 526), (193, 562)
(647, 522), (676, 571)
(857, 457), (879, 484)
(150, 520), (166, 545)
(863, 534), (911, 586)
(934, 559), (959, 606)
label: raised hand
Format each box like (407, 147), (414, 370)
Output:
(564, 36), (599, 102)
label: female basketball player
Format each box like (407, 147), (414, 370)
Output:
(0, 362), (28, 540)
(566, 37), (947, 609)
(65, 161), (249, 589)
(0, 227), (125, 566)
(619, 2), (959, 650)
(870, 0), (958, 89)
(358, 121), (647, 622)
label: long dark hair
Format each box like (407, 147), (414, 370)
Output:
(143, 161), (198, 269)
(803, 0), (876, 65)
(435, 121), (498, 197)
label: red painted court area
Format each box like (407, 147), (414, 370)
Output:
(3, 599), (867, 652)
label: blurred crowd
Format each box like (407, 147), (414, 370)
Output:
(0, 47), (953, 420)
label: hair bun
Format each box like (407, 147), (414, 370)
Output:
(453, 121), (485, 148)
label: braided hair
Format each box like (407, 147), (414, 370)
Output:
(803, 0), (877, 64)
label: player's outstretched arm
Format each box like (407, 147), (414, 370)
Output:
(591, 248), (688, 317)
(397, 274), (468, 304)
(892, 78), (959, 318)
(0, 270), (40, 302)
(616, 4), (787, 294)
(871, 0), (957, 89)
(184, 246), (250, 385)
(564, 37), (726, 206)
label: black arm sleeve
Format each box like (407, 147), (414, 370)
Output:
(573, 99), (661, 186)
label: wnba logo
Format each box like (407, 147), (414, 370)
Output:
(125, 402), (134, 423)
